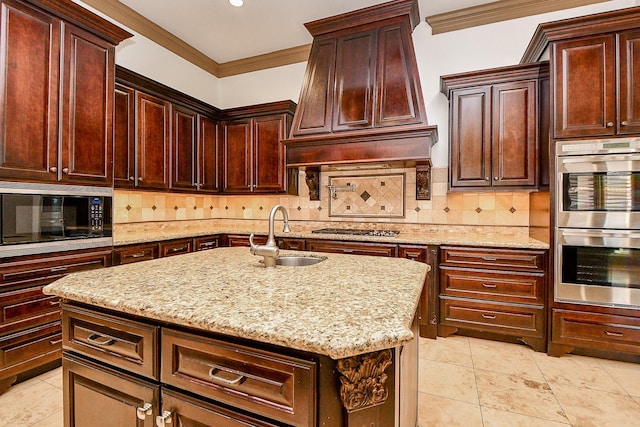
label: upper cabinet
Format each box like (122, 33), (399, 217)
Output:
(522, 7), (640, 139)
(441, 62), (549, 191)
(0, 0), (131, 186)
(114, 67), (222, 193)
(221, 102), (296, 194)
(283, 0), (437, 168)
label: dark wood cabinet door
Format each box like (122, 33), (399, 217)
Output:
(376, 22), (424, 127)
(491, 81), (536, 187)
(253, 115), (286, 192)
(0, 0), (60, 182)
(222, 120), (252, 193)
(618, 29), (640, 135)
(197, 115), (220, 192)
(64, 354), (158, 427)
(113, 83), (135, 188)
(170, 104), (197, 191)
(291, 39), (336, 136)
(333, 30), (376, 131)
(554, 35), (616, 138)
(136, 92), (170, 190)
(450, 86), (491, 188)
(60, 23), (114, 186)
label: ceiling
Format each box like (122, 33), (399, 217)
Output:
(115, 0), (492, 64)
(80, 0), (612, 77)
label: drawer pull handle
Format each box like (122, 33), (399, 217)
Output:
(156, 410), (172, 426)
(481, 314), (496, 319)
(604, 330), (624, 337)
(50, 266), (68, 272)
(49, 338), (63, 345)
(86, 334), (115, 346)
(482, 256), (497, 261)
(137, 403), (153, 420)
(482, 283), (497, 288)
(49, 300), (60, 306)
(169, 246), (187, 252)
(208, 364), (245, 386)
(130, 252), (147, 258)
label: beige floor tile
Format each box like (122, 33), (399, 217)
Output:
(475, 369), (569, 424)
(420, 335), (473, 367)
(550, 383), (640, 427)
(481, 406), (571, 427)
(0, 380), (62, 425)
(30, 411), (64, 427)
(39, 367), (63, 389)
(531, 352), (627, 395)
(418, 392), (483, 427)
(597, 358), (640, 397)
(419, 359), (479, 405)
(469, 338), (545, 381)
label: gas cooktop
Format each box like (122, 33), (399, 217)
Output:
(311, 228), (399, 237)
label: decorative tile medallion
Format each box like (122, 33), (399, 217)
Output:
(329, 174), (405, 218)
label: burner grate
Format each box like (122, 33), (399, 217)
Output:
(311, 228), (399, 237)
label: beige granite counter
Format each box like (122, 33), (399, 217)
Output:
(43, 247), (428, 360)
(113, 220), (549, 249)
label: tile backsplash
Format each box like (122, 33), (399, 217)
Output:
(328, 173), (405, 217)
(114, 167), (533, 227)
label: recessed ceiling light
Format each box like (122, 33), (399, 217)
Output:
(229, 0), (243, 6)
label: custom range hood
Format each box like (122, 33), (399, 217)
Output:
(283, 0), (437, 169)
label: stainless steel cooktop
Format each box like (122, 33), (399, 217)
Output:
(311, 228), (399, 237)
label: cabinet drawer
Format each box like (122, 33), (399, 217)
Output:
(552, 309), (640, 354)
(161, 328), (316, 427)
(440, 267), (544, 304)
(113, 244), (158, 265)
(161, 388), (280, 427)
(440, 246), (545, 271)
(194, 236), (220, 251)
(160, 239), (192, 257)
(0, 286), (60, 335)
(0, 321), (62, 376)
(306, 239), (398, 257)
(62, 304), (159, 380)
(440, 297), (544, 338)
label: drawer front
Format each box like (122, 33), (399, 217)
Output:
(306, 239), (398, 257)
(0, 248), (112, 288)
(440, 246), (545, 271)
(161, 389), (279, 427)
(0, 321), (62, 375)
(552, 309), (640, 354)
(161, 328), (316, 427)
(160, 239), (192, 257)
(62, 304), (159, 380)
(440, 267), (544, 304)
(0, 286), (60, 335)
(226, 235), (266, 247)
(277, 238), (305, 251)
(113, 244), (158, 265)
(194, 236), (220, 251)
(440, 298), (544, 338)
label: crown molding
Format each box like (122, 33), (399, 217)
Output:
(425, 0), (612, 35)
(79, 0), (310, 78)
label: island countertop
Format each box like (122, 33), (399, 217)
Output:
(43, 247), (428, 359)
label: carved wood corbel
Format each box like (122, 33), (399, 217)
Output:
(335, 349), (392, 412)
(416, 162), (431, 200)
(304, 167), (320, 201)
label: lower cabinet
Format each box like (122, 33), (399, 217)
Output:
(112, 235), (221, 265)
(305, 239), (398, 257)
(399, 245), (439, 339)
(438, 246), (547, 352)
(0, 248), (112, 393)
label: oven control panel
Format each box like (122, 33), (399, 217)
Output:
(90, 197), (104, 234)
(558, 137), (640, 155)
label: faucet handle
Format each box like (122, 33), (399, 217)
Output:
(249, 233), (259, 255)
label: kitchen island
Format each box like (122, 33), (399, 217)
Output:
(43, 247), (428, 426)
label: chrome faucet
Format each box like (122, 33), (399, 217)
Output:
(249, 204), (291, 267)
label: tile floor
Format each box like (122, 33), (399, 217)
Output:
(1, 336), (640, 426)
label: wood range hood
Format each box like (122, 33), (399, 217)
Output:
(283, 0), (437, 170)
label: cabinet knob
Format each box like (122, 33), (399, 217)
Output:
(621, 121), (629, 126)
(494, 177), (498, 181)
(49, 166), (57, 173)
(156, 410), (172, 427)
(485, 177), (489, 181)
(136, 403), (153, 420)
(138, 177), (143, 182)
(128, 176), (134, 181)
(62, 167), (69, 174)
(607, 122), (614, 127)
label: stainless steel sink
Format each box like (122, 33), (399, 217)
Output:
(275, 255), (326, 267)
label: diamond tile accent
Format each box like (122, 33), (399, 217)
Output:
(126, 205), (131, 211)
(297, 206), (302, 211)
(225, 206), (229, 210)
(174, 206), (179, 211)
(210, 206), (214, 210)
(415, 207), (421, 212)
(476, 207), (482, 213)
(152, 205), (157, 211)
(444, 207), (451, 213)
(193, 206), (197, 210)
(360, 191), (371, 201)
(259, 206), (263, 210)
(242, 206), (246, 211)
(510, 207), (517, 213)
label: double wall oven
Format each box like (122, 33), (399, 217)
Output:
(555, 138), (640, 309)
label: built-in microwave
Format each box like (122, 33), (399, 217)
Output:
(0, 182), (112, 257)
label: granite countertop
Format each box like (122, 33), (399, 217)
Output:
(113, 224), (549, 249)
(43, 247), (428, 360)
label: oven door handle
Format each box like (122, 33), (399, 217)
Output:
(557, 228), (640, 248)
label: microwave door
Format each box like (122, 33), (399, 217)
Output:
(1, 194), (46, 244)
(40, 196), (65, 239)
